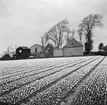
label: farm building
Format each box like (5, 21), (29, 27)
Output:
(38, 52), (46, 58)
(63, 38), (83, 56)
(44, 43), (54, 57)
(15, 46), (30, 59)
(1, 54), (11, 60)
(53, 49), (63, 57)
(30, 44), (43, 56)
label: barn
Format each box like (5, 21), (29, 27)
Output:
(1, 54), (11, 60)
(63, 38), (83, 56)
(44, 43), (54, 57)
(15, 46), (30, 59)
(30, 44), (43, 56)
(53, 48), (63, 57)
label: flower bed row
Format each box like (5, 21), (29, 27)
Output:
(71, 65), (107, 105)
(0, 56), (93, 79)
(0, 57), (85, 85)
(0, 63), (54, 81)
(19, 57), (104, 105)
(0, 63), (51, 77)
(0, 56), (101, 104)
(0, 57), (86, 95)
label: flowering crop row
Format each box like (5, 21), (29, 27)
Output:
(0, 64), (52, 77)
(0, 57), (86, 85)
(71, 62), (107, 105)
(0, 56), (94, 78)
(0, 58), (64, 79)
(0, 57), (86, 95)
(0, 56), (100, 104)
(0, 62), (56, 82)
(0, 59), (60, 78)
(0, 57), (80, 75)
(19, 57), (104, 105)
(0, 65), (50, 80)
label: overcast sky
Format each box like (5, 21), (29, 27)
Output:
(0, 0), (107, 55)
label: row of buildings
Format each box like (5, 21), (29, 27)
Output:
(13, 38), (83, 59)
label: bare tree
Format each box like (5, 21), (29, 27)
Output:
(43, 19), (71, 48)
(78, 28), (82, 43)
(78, 14), (103, 53)
(71, 29), (75, 38)
(65, 29), (75, 43)
(41, 36), (48, 48)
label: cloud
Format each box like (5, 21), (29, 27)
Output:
(0, 0), (107, 54)
(0, 0), (9, 17)
(95, 0), (107, 15)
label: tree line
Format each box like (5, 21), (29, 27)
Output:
(98, 43), (107, 52)
(41, 14), (103, 54)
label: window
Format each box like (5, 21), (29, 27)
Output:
(35, 48), (37, 53)
(19, 50), (22, 53)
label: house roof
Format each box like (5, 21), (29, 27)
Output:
(17, 46), (30, 50)
(63, 38), (83, 48)
(2, 54), (10, 58)
(44, 43), (54, 50)
(30, 44), (43, 49)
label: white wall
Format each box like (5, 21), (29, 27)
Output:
(30, 45), (43, 56)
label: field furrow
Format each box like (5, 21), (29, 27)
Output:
(0, 57), (100, 104)
(71, 60), (107, 105)
(0, 57), (81, 76)
(61, 56), (105, 105)
(0, 59), (71, 79)
(0, 57), (96, 96)
(20, 57), (104, 105)
(0, 57), (92, 85)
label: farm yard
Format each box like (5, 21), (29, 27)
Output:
(0, 56), (107, 105)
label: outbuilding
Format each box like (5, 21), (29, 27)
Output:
(1, 54), (11, 60)
(15, 46), (30, 59)
(30, 44), (43, 56)
(53, 48), (63, 57)
(63, 38), (83, 56)
(44, 43), (54, 57)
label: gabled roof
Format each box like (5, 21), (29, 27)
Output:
(30, 44), (43, 49)
(44, 43), (54, 50)
(17, 46), (30, 50)
(63, 38), (83, 48)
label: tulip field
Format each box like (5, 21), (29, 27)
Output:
(0, 56), (107, 105)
